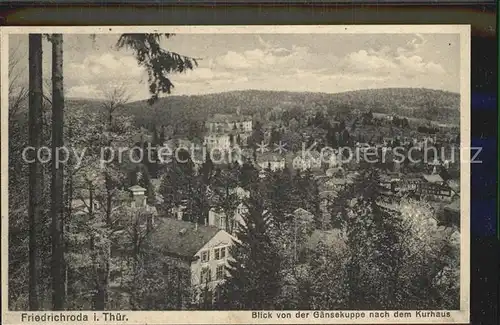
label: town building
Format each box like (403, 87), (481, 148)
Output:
(205, 113), (253, 134)
(384, 172), (453, 201)
(256, 152), (286, 172)
(203, 133), (231, 151)
(72, 185), (157, 217)
(151, 218), (237, 304)
(292, 151), (321, 171)
(204, 113), (253, 150)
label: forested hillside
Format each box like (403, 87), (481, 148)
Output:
(119, 88), (460, 133)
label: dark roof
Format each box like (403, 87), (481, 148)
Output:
(151, 219), (221, 259)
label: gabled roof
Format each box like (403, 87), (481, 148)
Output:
(292, 208), (314, 223)
(151, 219), (221, 259)
(422, 174), (444, 184)
(129, 185), (146, 192)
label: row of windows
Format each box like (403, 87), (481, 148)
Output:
(200, 246), (227, 263)
(200, 264), (226, 283)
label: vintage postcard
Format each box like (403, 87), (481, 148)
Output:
(1, 25), (470, 324)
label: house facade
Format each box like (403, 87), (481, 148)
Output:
(292, 152), (321, 171)
(256, 152), (286, 172)
(191, 230), (236, 298)
(203, 133), (231, 150)
(204, 114), (253, 149)
(205, 114), (253, 134)
(151, 218), (236, 305)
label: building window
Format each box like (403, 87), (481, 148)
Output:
(214, 246), (226, 260)
(218, 216), (226, 229)
(216, 264), (225, 280)
(200, 267), (211, 284)
(201, 250), (209, 263)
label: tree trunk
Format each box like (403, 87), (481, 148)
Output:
(28, 34), (43, 311)
(50, 33), (65, 310)
(64, 167), (73, 305)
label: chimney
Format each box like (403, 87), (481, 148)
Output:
(129, 185), (146, 208)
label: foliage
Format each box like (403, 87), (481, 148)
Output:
(211, 164), (241, 233)
(325, 168), (460, 309)
(159, 153), (209, 224)
(116, 34), (198, 105)
(221, 183), (282, 310)
(113, 88), (459, 140)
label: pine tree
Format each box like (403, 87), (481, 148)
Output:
(137, 166), (155, 205)
(212, 164), (240, 233)
(151, 124), (160, 146)
(223, 184), (282, 309)
(265, 169), (294, 223)
(159, 126), (166, 145)
(159, 154), (196, 220)
(269, 127), (281, 145)
(248, 121), (264, 149)
(200, 152), (214, 185)
(326, 125), (338, 148)
(238, 161), (258, 190)
(293, 169), (321, 220)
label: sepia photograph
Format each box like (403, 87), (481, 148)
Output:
(2, 25), (470, 324)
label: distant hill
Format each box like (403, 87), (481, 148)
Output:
(52, 88), (459, 138)
(120, 88), (460, 129)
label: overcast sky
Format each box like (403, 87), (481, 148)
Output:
(10, 33), (460, 101)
